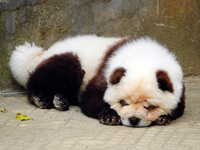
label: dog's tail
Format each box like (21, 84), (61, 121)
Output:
(9, 42), (44, 88)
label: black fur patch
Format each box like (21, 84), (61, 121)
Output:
(27, 52), (85, 109)
(109, 67), (126, 85)
(80, 73), (108, 118)
(170, 84), (185, 119)
(156, 70), (174, 93)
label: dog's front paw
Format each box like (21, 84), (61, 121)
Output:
(53, 94), (69, 111)
(98, 109), (122, 125)
(33, 96), (50, 109)
(153, 115), (171, 125)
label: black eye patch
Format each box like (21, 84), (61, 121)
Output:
(120, 100), (129, 107)
(156, 70), (174, 93)
(144, 105), (157, 110)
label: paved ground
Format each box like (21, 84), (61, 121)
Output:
(0, 76), (200, 150)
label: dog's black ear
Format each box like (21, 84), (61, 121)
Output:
(156, 70), (174, 93)
(109, 67), (126, 85)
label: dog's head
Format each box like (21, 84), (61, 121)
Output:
(104, 66), (184, 127)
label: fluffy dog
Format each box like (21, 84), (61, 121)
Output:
(9, 35), (185, 127)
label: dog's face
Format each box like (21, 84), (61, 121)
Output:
(104, 67), (182, 127)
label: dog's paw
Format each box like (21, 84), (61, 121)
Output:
(33, 96), (50, 109)
(53, 94), (69, 111)
(154, 115), (171, 125)
(98, 109), (122, 125)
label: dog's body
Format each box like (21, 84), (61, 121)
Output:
(9, 35), (185, 127)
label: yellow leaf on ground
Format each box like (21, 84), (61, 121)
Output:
(15, 112), (34, 121)
(1, 108), (6, 113)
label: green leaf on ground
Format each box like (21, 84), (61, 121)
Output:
(1, 108), (6, 113)
(15, 112), (34, 121)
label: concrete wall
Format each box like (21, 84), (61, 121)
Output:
(0, 0), (199, 92)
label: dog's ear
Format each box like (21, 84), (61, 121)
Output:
(156, 70), (174, 93)
(109, 67), (126, 85)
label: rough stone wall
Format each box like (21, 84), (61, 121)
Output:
(0, 0), (199, 92)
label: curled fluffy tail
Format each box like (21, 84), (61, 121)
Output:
(9, 42), (44, 88)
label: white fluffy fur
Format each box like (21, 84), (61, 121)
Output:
(104, 37), (183, 127)
(9, 35), (121, 89)
(9, 42), (44, 87)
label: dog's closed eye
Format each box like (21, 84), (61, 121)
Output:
(144, 105), (157, 110)
(120, 100), (129, 107)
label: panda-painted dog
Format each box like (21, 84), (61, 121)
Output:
(9, 35), (185, 127)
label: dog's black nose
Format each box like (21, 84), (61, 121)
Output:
(129, 117), (140, 126)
